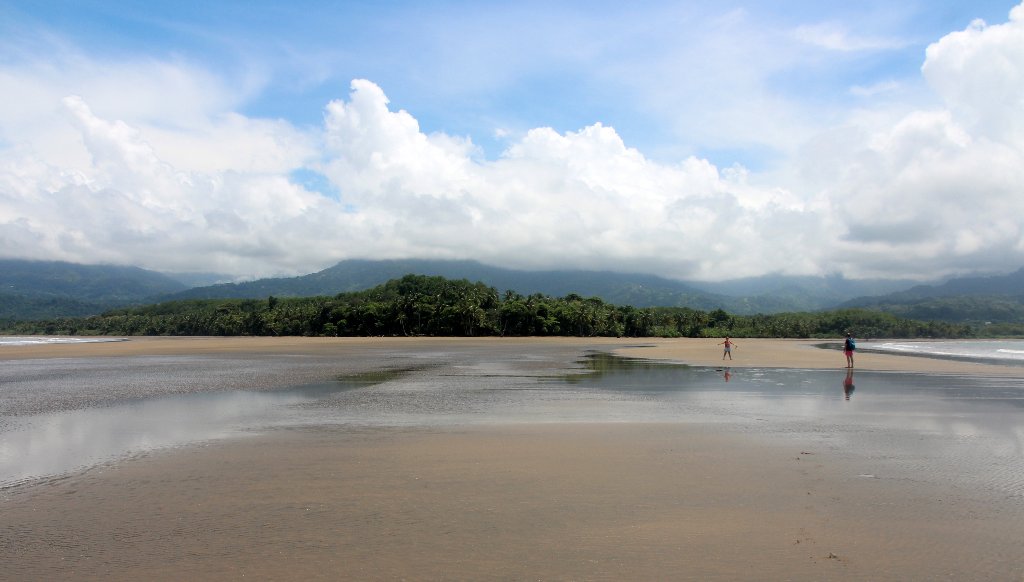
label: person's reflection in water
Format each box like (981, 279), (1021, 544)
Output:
(843, 368), (855, 400)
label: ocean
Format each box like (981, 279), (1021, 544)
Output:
(0, 336), (126, 346)
(866, 339), (1024, 365)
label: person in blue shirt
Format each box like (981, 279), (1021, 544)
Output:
(843, 333), (856, 368)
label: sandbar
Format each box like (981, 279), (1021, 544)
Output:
(6, 335), (1022, 376)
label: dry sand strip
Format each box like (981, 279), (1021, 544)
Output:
(3, 423), (1022, 581)
(0, 335), (631, 360)
(618, 337), (1024, 377)
(4, 335), (1023, 377)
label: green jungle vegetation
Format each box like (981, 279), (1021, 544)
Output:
(3, 274), (978, 339)
(0, 292), (117, 321)
(0, 259), (186, 299)
(852, 296), (1024, 324)
(0, 259), (189, 320)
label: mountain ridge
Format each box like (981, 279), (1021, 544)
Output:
(838, 268), (1024, 324)
(7, 257), (1024, 323)
(0, 259), (189, 321)
(842, 268), (1024, 305)
(161, 258), (919, 314)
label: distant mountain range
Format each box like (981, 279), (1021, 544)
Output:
(160, 259), (917, 314)
(2, 258), (1023, 324)
(0, 259), (187, 320)
(163, 259), (730, 308)
(839, 268), (1024, 323)
(842, 268), (1024, 303)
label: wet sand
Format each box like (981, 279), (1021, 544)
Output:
(2, 337), (1023, 580)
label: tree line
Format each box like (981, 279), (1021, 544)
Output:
(4, 274), (975, 339)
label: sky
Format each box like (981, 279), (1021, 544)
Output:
(1, 0), (1023, 282)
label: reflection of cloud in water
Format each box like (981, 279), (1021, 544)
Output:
(566, 355), (1024, 497)
(0, 386), (346, 488)
(574, 354), (1024, 421)
(574, 356), (1024, 435)
(4, 352), (1024, 497)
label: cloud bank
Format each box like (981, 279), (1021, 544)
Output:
(1, 3), (1023, 281)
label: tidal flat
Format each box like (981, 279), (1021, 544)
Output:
(1, 336), (1023, 580)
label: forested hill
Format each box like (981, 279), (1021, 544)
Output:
(844, 268), (1024, 303)
(0, 259), (188, 320)
(0, 259), (187, 299)
(160, 258), (870, 314)
(7, 274), (973, 339)
(6, 257), (1023, 325)
(839, 268), (1024, 328)
(161, 259), (729, 308)
(689, 273), (917, 308)
(0, 257), (909, 320)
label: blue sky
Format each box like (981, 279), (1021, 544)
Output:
(2, 1), (1023, 281)
(12, 0), (1010, 163)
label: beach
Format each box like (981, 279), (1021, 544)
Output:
(2, 337), (1023, 580)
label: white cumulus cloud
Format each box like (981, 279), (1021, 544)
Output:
(2, 2), (1024, 283)
(801, 4), (1024, 278)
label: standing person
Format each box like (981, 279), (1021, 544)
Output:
(719, 337), (736, 360)
(843, 333), (856, 368)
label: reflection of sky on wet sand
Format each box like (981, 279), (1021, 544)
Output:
(569, 354), (1024, 435)
(0, 377), (385, 488)
(3, 351), (1024, 497)
(0, 390), (307, 487)
(567, 354), (1024, 497)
